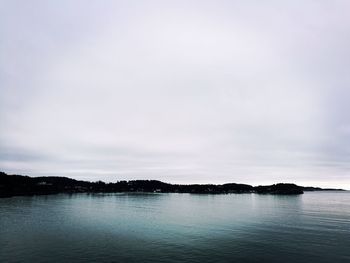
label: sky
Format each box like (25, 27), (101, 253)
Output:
(1, 0), (350, 189)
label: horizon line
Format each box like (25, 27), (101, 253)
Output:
(1, 171), (347, 191)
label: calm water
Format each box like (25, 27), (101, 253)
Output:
(0, 192), (349, 263)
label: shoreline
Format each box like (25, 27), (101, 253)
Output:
(1, 171), (345, 198)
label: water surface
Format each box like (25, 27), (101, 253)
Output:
(1, 192), (349, 262)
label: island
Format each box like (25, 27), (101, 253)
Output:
(0, 171), (344, 198)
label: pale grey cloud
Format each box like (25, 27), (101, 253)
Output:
(1, 0), (350, 188)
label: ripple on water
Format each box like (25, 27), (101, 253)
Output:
(0, 192), (349, 263)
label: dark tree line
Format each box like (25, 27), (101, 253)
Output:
(1, 171), (322, 198)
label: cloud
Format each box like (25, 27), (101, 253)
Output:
(1, 0), (350, 188)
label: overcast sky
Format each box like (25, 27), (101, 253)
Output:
(1, 0), (350, 188)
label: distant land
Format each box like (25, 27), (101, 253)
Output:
(0, 171), (345, 198)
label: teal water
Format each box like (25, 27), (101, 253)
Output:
(0, 192), (349, 263)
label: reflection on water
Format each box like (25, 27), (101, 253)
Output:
(0, 192), (349, 263)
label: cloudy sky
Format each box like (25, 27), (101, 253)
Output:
(1, 0), (350, 188)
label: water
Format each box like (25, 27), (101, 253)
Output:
(0, 192), (349, 263)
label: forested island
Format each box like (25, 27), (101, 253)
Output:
(0, 171), (344, 198)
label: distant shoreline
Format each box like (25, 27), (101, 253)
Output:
(0, 171), (345, 198)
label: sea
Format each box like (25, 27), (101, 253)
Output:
(0, 191), (349, 262)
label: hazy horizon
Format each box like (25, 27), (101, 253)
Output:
(1, 1), (350, 189)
